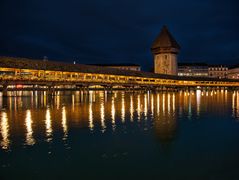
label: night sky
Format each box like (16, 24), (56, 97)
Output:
(0, 0), (239, 70)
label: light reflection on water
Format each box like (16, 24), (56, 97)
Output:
(121, 93), (125, 123)
(45, 108), (52, 142)
(0, 90), (238, 151)
(232, 91), (239, 120)
(1, 90), (239, 179)
(25, 110), (35, 146)
(0, 112), (10, 150)
(130, 95), (133, 122)
(88, 100), (94, 131)
(100, 92), (106, 133)
(62, 106), (68, 139)
(137, 94), (141, 121)
(111, 96), (116, 131)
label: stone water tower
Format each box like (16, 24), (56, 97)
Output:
(151, 26), (180, 75)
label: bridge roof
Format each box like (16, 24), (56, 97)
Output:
(0, 56), (239, 82)
(86, 63), (141, 67)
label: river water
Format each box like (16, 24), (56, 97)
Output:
(0, 90), (239, 180)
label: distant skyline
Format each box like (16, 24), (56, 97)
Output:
(0, 0), (239, 70)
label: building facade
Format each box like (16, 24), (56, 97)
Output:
(208, 65), (228, 79)
(228, 65), (239, 79)
(178, 63), (208, 77)
(151, 26), (180, 75)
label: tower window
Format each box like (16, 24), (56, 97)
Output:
(165, 55), (168, 59)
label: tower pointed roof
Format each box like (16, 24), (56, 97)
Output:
(151, 26), (180, 54)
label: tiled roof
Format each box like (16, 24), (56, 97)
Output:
(151, 26), (180, 52)
(87, 63), (140, 67)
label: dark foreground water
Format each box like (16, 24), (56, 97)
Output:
(0, 90), (239, 180)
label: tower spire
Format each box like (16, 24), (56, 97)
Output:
(151, 25), (180, 54)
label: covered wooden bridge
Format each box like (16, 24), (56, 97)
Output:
(0, 56), (239, 96)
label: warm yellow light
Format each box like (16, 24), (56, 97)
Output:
(45, 108), (52, 142)
(121, 93), (125, 123)
(157, 94), (160, 115)
(167, 93), (171, 113)
(162, 93), (165, 114)
(62, 106), (68, 138)
(100, 97), (106, 132)
(0, 112), (10, 150)
(72, 94), (75, 111)
(25, 110), (35, 145)
(137, 94), (141, 120)
(172, 93), (175, 112)
(237, 92), (239, 118)
(151, 94), (154, 116)
(89, 101), (94, 131)
(130, 95), (134, 122)
(196, 89), (201, 116)
(144, 94), (148, 118)
(232, 92), (235, 117)
(43, 92), (47, 106)
(111, 97), (116, 130)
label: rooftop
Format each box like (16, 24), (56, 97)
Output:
(86, 63), (140, 67)
(178, 62), (208, 67)
(229, 64), (239, 69)
(208, 64), (228, 67)
(178, 62), (230, 68)
(0, 56), (168, 79)
(151, 26), (180, 53)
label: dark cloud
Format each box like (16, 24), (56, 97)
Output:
(0, 0), (239, 70)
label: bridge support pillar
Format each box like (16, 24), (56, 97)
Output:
(47, 85), (55, 96)
(2, 84), (8, 97)
(106, 86), (113, 93)
(33, 85), (38, 96)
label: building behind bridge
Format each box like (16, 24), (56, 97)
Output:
(177, 63), (229, 79)
(228, 64), (239, 79)
(208, 64), (228, 79)
(178, 63), (209, 77)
